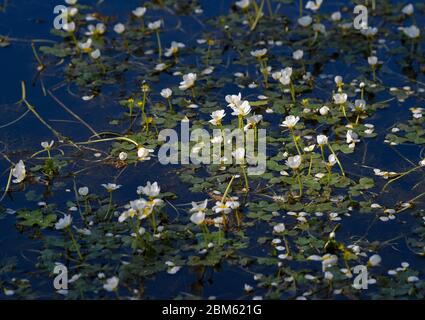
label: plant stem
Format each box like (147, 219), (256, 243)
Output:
(222, 176), (236, 203)
(167, 98), (173, 112)
(250, 0), (265, 31)
(340, 103), (348, 121)
(156, 31), (162, 62)
(327, 144), (345, 177)
(383, 166), (421, 191)
(308, 154), (313, 176)
(299, 0), (303, 17)
(241, 164), (249, 192)
(296, 171), (303, 197)
(104, 192), (113, 219)
(150, 211), (157, 233)
(290, 82), (296, 102)
(291, 128), (302, 156)
(67, 228), (83, 260)
(320, 145), (325, 162)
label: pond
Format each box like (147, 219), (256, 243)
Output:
(0, 0), (425, 300)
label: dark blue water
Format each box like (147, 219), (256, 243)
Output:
(1, 0), (425, 299)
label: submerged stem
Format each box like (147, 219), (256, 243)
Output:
(156, 31), (162, 62)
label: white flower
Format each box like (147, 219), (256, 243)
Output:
(164, 41), (185, 57)
(161, 88), (173, 99)
(334, 75), (343, 86)
(319, 106), (330, 115)
(137, 147), (154, 161)
(154, 63), (167, 72)
(213, 201), (232, 214)
(65, 0), (77, 4)
(166, 261), (181, 274)
(138, 181), (160, 198)
(63, 22), (76, 33)
(333, 93), (347, 105)
(307, 255), (322, 261)
(209, 110), (226, 125)
(313, 23), (326, 34)
(368, 254), (382, 267)
(324, 271), (334, 280)
(280, 115), (300, 129)
(361, 27), (378, 37)
(402, 4), (414, 16)
(41, 140), (54, 149)
(401, 25), (420, 39)
(368, 56), (378, 66)
(244, 114), (263, 131)
(179, 73), (197, 90)
(322, 254), (338, 271)
(148, 20), (162, 31)
(213, 217), (224, 227)
(190, 199), (208, 213)
(119, 199), (147, 222)
(346, 130), (359, 145)
(231, 100), (251, 117)
(12, 160), (26, 183)
(354, 99), (366, 111)
(307, 254), (338, 272)
(201, 66), (214, 75)
(236, 0), (250, 9)
(407, 276), (419, 283)
(250, 49), (267, 58)
(331, 11), (341, 21)
(279, 67), (293, 85)
(119, 152), (128, 161)
(292, 49), (304, 60)
(190, 211), (205, 225)
(90, 49), (101, 59)
(120, 198), (163, 222)
(114, 23), (125, 34)
(317, 135), (328, 146)
(78, 38), (92, 52)
(167, 266), (181, 274)
(232, 147), (246, 162)
(298, 16), (313, 27)
(132, 7), (146, 18)
(55, 215), (72, 230)
(286, 155), (302, 169)
(305, 0), (323, 11)
(103, 276), (119, 292)
(328, 154), (337, 166)
(419, 159), (425, 166)
(225, 93), (243, 109)
(228, 198), (240, 209)
(273, 223), (285, 233)
(78, 187), (89, 196)
(304, 145), (315, 152)
(272, 71), (282, 81)
(101, 183), (122, 192)
(85, 23), (105, 36)
(244, 284), (254, 292)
